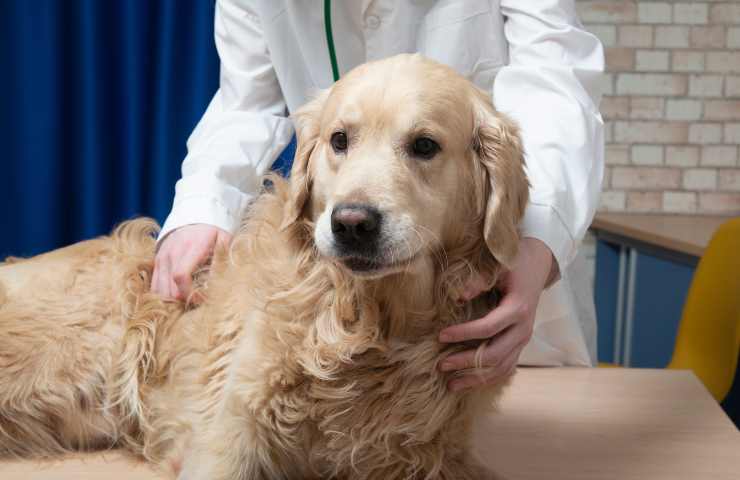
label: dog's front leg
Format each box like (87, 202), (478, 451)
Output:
(177, 408), (303, 480)
(176, 424), (272, 480)
(177, 365), (310, 480)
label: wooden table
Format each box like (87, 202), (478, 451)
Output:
(0, 453), (167, 480)
(476, 368), (740, 480)
(2, 368), (738, 479)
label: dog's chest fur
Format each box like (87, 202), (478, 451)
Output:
(228, 311), (481, 479)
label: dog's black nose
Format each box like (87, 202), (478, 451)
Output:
(331, 204), (382, 250)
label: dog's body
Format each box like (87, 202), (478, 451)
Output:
(0, 55), (528, 479)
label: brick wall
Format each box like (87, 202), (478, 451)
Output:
(577, 1), (740, 215)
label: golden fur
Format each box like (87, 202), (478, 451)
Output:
(0, 55), (528, 479)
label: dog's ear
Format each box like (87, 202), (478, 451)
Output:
(281, 89), (330, 229)
(471, 93), (530, 269)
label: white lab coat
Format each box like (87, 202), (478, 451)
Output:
(161, 0), (605, 366)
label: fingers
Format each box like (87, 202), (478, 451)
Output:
(215, 231), (233, 249)
(439, 287), (537, 391)
(153, 256), (175, 299)
(151, 261), (160, 293)
(448, 357), (518, 392)
(437, 237), (552, 393)
(209, 231), (233, 265)
(150, 225), (233, 302)
(439, 323), (524, 372)
(169, 277), (181, 301)
(439, 297), (529, 343)
(172, 243), (213, 301)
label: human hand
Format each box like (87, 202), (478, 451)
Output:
(438, 237), (556, 391)
(151, 224), (232, 302)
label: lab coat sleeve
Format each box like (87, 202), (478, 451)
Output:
(495, 0), (605, 271)
(158, 0), (295, 241)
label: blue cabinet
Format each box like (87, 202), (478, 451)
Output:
(594, 238), (695, 367)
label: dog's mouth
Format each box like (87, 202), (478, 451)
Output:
(338, 252), (419, 277)
(342, 257), (384, 272)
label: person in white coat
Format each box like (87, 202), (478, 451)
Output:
(151, 0), (605, 391)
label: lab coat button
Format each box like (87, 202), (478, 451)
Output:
(365, 15), (381, 29)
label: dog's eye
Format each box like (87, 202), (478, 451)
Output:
(331, 132), (348, 153)
(411, 137), (440, 160)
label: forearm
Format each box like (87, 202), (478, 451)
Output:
(159, 0), (294, 240)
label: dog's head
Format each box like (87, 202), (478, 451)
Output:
(283, 54), (528, 279)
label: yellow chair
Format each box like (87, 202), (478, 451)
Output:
(667, 217), (740, 402)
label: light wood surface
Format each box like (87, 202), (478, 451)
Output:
(0, 452), (167, 479)
(2, 368), (738, 479)
(591, 213), (732, 257)
(475, 368), (740, 480)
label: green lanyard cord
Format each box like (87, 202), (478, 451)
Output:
(324, 0), (340, 82)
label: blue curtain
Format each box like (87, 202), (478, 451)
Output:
(0, 0), (294, 259)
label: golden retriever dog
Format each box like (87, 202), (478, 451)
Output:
(0, 54), (528, 479)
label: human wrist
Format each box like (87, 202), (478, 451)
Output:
(520, 237), (557, 290)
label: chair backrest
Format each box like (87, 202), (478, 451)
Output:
(668, 217), (740, 402)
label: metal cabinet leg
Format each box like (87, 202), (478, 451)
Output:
(614, 246), (627, 364)
(623, 249), (638, 367)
